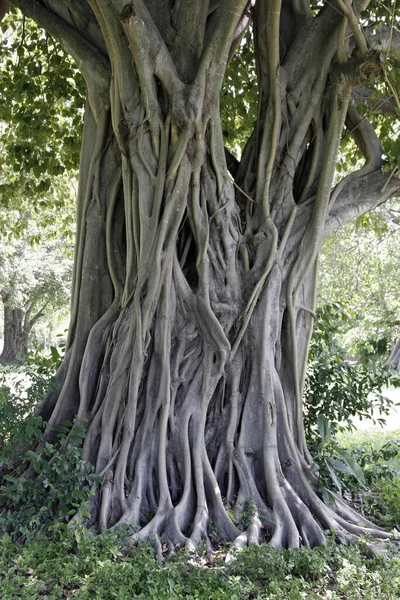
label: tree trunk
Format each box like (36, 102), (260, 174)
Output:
(12, 0), (400, 549)
(389, 338), (400, 371)
(0, 300), (29, 364)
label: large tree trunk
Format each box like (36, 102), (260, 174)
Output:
(0, 299), (29, 364)
(12, 0), (400, 549)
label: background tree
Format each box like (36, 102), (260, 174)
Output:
(0, 223), (72, 363)
(318, 202), (400, 360)
(0, 13), (79, 362)
(3, 0), (400, 550)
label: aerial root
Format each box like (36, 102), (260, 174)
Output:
(189, 506), (209, 545)
(248, 513), (262, 545)
(328, 510), (392, 540)
(97, 474), (394, 554)
(331, 494), (387, 530)
(232, 509), (263, 548)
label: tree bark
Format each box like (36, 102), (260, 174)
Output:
(0, 299), (29, 364)
(0, 0), (9, 22)
(10, 0), (400, 550)
(389, 338), (400, 372)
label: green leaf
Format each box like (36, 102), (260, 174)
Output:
(335, 448), (365, 484)
(3, 475), (17, 483)
(327, 457), (351, 475)
(317, 414), (330, 443)
(321, 487), (335, 505)
(325, 458), (342, 494)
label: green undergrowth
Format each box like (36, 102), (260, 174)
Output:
(337, 429), (400, 530)
(0, 527), (400, 599)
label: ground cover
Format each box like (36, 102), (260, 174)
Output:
(1, 527), (400, 599)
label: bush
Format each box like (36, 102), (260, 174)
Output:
(304, 303), (398, 447)
(0, 350), (98, 540)
(303, 304), (400, 505)
(337, 432), (400, 529)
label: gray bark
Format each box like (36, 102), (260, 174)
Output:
(0, 302), (27, 364)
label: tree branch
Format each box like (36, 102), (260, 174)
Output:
(352, 85), (398, 116)
(345, 99), (384, 168)
(365, 24), (400, 62)
(122, 0), (182, 89)
(43, 0), (106, 55)
(12, 0), (111, 90)
(228, 0), (255, 60)
(337, 0), (368, 55)
(30, 300), (50, 328)
(202, 0), (250, 71)
(326, 168), (400, 234)
(168, 0), (210, 81)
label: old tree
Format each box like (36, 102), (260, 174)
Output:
(6, 0), (400, 549)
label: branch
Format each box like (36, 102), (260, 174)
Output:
(365, 24), (400, 63)
(352, 85), (398, 116)
(12, 0), (111, 90)
(202, 0), (250, 71)
(325, 168), (400, 234)
(30, 300), (50, 328)
(228, 0), (255, 60)
(255, 0), (282, 219)
(42, 0), (106, 54)
(337, 0), (368, 55)
(167, 0), (210, 80)
(122, 0), (182, 90)
(345, 99), (384, 168)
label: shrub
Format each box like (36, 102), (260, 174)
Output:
(304, 303), (398, 447)
(0, 350), (98, 540)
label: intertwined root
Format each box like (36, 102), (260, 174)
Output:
(71, 293), (390, 552)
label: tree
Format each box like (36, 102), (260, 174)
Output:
(0, 227), (72, 363)
(4, 0), (400, 549)
(318, 203), (400, 359)
(0, 14), (78, 362)
(0, 10), (84, 235)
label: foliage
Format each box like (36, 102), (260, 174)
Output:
(304, 304), (400, 503)
(304, 303), (398, 445)
(0, 354), (98, 540)
(318, 208), (400, 358)
(0, 232), (72, 308)
(337, 430), (400, 530)
(0, 224), (72, 360)
(0, 528), (400, 599)
(360, 477), (400, 530)
(0, 8), (84, 237)
(308, 416), (366, 505)
(0, 342), (63, 448)
(220, 29), (257, 157)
